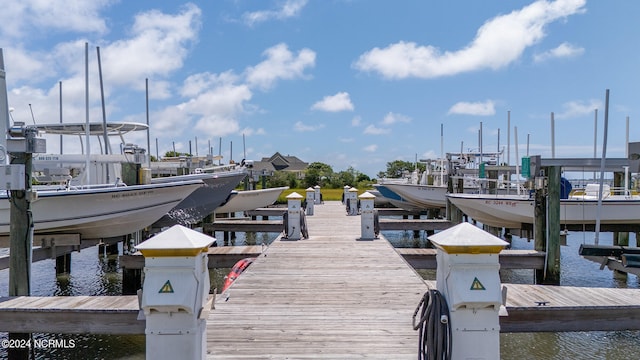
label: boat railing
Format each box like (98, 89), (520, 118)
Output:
(450, 175), (526, 195)
(569, 184), (638, 198)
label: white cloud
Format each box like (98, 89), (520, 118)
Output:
(363, 144), (378, 152)
(181, 71), (239, 98)
(448, 100), (496, 116)
(363, 124), (390, 135)
(245, 43), (316, 90)
(152, 81), (252, 139)
(1, 48), (48, 84)
(101, 4), (202, 88)
(294, 121), (324, 132)
(0, 0), (110, 40)
(242, 0), (308, 26)
(382, 112), (411, 125)
(240, 127), (267, 136)
(534, 42), (585, 62)
(351, 116), (361, 127)
(554, 99), (601, 119)
(353, 0), (586, 79)
(311, 92), (354, 112)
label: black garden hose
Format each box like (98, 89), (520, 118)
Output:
(412, 289), (452, 360)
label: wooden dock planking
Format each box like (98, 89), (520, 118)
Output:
(1, 201), (640, 341)
(0, 295), (143, 334)
(397, 248), (546, 270)
(207, 201), (429, 359)
(119, 245), (264, 269)
(500, 283), (640, 332)
(202, 219), (284, 233)
(0, 236), (122, 271)
(378, 218), (451, 231)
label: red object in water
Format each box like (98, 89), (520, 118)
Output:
(222, 257), (255, 292)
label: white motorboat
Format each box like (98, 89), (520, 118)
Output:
(447, 184), (640, 229)
(215, 186), (289, 214)
(372, 184), (425, 211)
(381, 183), (449, 209)
(0, 179), (204, 238)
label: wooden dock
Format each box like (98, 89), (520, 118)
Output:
(1, 201), (640, 353)
(207, 201), (429, 358)
(119, 245), (265, 269)
(0, 295), (143, 334)
(0, 235), (122, 271)
(119, 246), (543, 271)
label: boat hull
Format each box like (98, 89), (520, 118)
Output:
(152, 170), (247, 226)
(216, 186), (289, 214)
(372, 185), (424, 211)
(382, 183), (448, 209)
(0, 180), (203, 239)
(447, 193), (640, 229)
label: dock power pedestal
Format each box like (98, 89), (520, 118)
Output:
(428, 222), (509, 360)
(137, 225), (215, 360)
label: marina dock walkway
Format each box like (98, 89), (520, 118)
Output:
(2, 201), (640, 353)
(206, 201), (429, 359)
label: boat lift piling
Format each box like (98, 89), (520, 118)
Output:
(5, 121), (46, 360)
(529, 156), (561, 285)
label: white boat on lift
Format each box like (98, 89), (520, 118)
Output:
(0, 179), (204, 239)
(215, 186), (289, 214)
(0, 50), (207, 239)
(447, 183), (640, 229)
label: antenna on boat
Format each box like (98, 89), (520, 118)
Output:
(550, 112), (555, 159)
(594, 89), (610, 245)
(440, 123), (444, 185)
(0, 48), (10, 162)
(84, 42), (91, 185)
(507, 110), (511, 166)
(28, 103), (36, 125)
(59, 81), (63, 154)
(146, 78), (151, 167)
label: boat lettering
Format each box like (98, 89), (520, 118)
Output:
(484, 200), (517, 207)
(111, 190), (154, 199)
(35, 155), (61, 161)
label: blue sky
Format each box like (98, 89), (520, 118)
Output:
(1, 0), (638, 176)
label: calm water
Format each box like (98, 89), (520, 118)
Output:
(1, 226), (639, 359)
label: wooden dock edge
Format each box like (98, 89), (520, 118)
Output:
(3, 282), (640, 335)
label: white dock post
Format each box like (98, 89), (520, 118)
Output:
(342, 185), (351, 204)
(314, 185), (322, 204)
(137, 225), (215, 360)
(286, 192), (303, 240)
(428, 223), (509, 360)
(305, 187), (315, 216)
(359, 191), (376, 239)
(346, 187), (359, 216)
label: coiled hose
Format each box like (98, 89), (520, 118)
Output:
(412, 289), (452, 360)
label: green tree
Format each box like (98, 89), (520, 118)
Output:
(266, 171), (300, 189)
(335, 169), (356, 188)
(164, 150), (191, 158)
(304, 162), (334, 188)
(377, 160), (424, 179)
